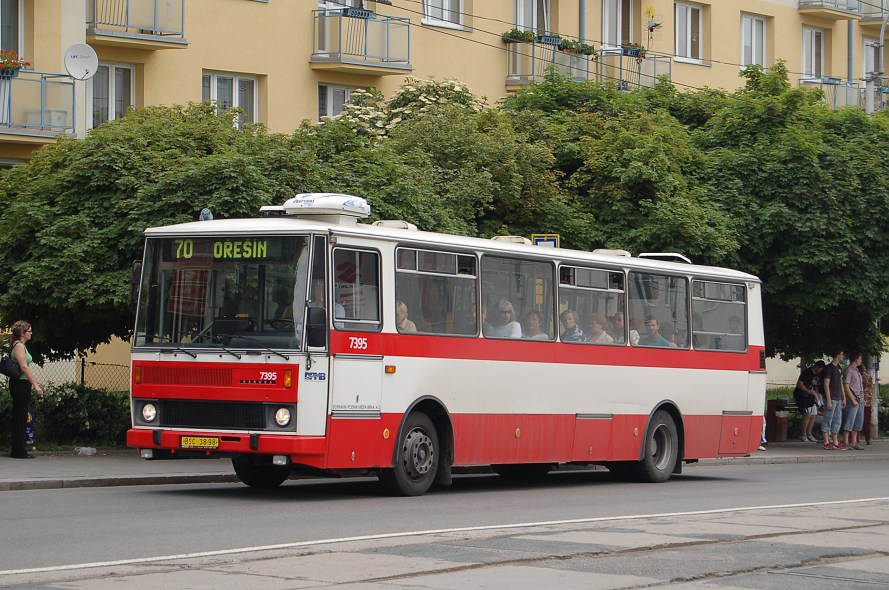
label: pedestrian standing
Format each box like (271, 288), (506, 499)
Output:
(841, 353), (865, 450)
(820, 350), (846, 450)
(8, 320), (44, 459)
(858, 363), (874, 445)
(793, 360), (824, 442)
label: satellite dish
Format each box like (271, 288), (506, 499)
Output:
(64, 44), (99, 80)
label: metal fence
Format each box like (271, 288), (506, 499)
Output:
(0, 360), (129, 392)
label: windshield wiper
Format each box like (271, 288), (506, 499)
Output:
(145, 335), (198, 358)
(207, 335), (242, 359)
(216, 333), (290, 360)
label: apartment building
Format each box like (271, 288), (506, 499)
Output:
(1, 0), (888, 165)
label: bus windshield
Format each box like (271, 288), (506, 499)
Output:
(134, 235), (311, 350)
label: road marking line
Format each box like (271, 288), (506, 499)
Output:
(2, 497), (887, 577)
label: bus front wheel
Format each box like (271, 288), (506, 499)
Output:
(232, 456), (290, 489)
(379, 412), (439, 496)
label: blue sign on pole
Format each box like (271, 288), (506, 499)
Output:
(531, 233), (560, 248)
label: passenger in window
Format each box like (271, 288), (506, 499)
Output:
(559, 310), (585, 342)
(395, 301), (417, 333)
(486, 299), (522, 338)
(609, 311), (626, 344)
(659, 321), (679, 348)
(523, 310), (549, 340)
(638, 316), (670, 347)
(311, 279), (346, 328)
(724, 315), (745, 350)
(585, 313), (614, 344)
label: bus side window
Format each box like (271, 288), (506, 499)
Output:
(332, 248), (381, 332)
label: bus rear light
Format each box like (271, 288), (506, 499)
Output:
(133, 366), (142, 384)
(283, 370), (293, 388)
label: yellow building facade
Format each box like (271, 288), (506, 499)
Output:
(2, 0), (888, 165)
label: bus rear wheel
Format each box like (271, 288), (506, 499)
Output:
(232, 456), (290, 489)
(635, 410), (679, 483)
(379, 412), (439, 496)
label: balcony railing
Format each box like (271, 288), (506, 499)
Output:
(798, 1), (861, 17)
(311, 8), (411, 72)
(799, 77), (863, 108)
(860, 0), (889, 20)
(0, 70), (75, 135)
(597, 48), (671, 90)
(506, 38), (594, 84)
(864, 77), (889, 111)
(87, 0), (186, 45)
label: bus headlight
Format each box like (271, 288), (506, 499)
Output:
(141, 403), (157, 423)
(274, 407), (292, 427)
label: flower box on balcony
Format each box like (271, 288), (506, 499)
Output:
(558, 39), (596, 56)
(0, 68), (20, 78)
(502, 29), (536, 43)
(343, 7), (374, 19)
(536, 34), (562, 46)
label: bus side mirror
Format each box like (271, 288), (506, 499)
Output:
(306, 306), (327, 348)
(130, 260), (142, 304)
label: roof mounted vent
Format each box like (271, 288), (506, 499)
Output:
(593, 248), (632, 257)
(372, 220), (418, 231)
(491, 235), (532, 245)
(638, 252), (692, 264)
(281, 193), (371, 225)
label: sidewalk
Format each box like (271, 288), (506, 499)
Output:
(1, 440), (887, 492)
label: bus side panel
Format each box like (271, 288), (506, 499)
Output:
(450, 413), (574, 465)
(323, 415), (400, 469)
(605, 414), (646, 461)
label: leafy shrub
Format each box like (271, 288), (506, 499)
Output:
(0, 381), (129, 448)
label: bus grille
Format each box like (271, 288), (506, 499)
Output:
(159, 400), (265, 430)
(143, 367), (232, 386)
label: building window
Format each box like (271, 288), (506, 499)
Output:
(515, 0), (549, 34)
(675, 2), (702, 61)
(602, 0), (632, 48)
(91, 64), (134, 128)
(802, 27), (823, 79)
(202, 72), (257, 126)
(318, 84), (355, 119)
(0, 0), (21, 52)
(423, 0), (462, 27)
(741, 14), (765, 68)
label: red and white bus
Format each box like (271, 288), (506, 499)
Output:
(128, 193), (766, 495)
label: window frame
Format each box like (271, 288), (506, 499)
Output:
(740, 13), (766, 69)
(331, 247), (382, 333)
(318, 84), (356, 119)
(394, 246), (478, 336)
(558, 265), (626, 346)
(802, 26), (824, 80)
(514, 0), (549, 34)
(480, 254), (556, 341)
(202, 71), (259, 127)
(674, 1), (703, 63)
(89, 62), (135, 129)
(0, 0), (21, 53)
(602, 0), (633, 49)
(423, 0), (464, 30)
(691, 280), (747, 352)
(627, 271), (690, 349)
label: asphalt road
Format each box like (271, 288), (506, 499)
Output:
(1, 459), (887, 586)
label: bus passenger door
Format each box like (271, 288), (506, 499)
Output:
(330, 354), (383, 418)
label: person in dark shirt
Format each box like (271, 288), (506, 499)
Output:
(793, 360), (824, 442)
(820, 351), (846, 450)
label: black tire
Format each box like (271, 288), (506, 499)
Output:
(232, 456), (290, 489)
(631, 410), (679, 483)
(379, 412), (439, 496)
(491, 463), (552, 480)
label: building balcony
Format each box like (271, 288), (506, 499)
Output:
(798, 1), (861, 20)
(505, 37), (594, 87)
(860, 0), (889, 26)
(0, 70), (75, 148)
(596, 48), (672, 91)
(799, 77), (862, 108)
(864, 77), (889, 111)
(87, 0), (187, 50)
(310, 8), (411, 75)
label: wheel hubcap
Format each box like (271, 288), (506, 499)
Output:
(650, 425), (673, 470)
(402, 428), (434, 479)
